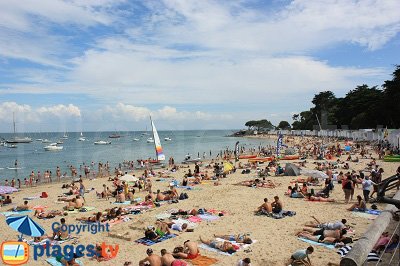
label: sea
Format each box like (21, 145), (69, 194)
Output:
(0, 130), (275, 182)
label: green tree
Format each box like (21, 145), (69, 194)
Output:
(382, 65), (400, 128)
(277, 121), (291, 130)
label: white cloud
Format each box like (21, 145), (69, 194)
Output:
(37, 104), (81, 118)
(0, 102), (81, 125)
(101, 103), (233, 122)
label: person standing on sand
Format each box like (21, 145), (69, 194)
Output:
(56, 166), (61, 182)
(79, 179), (85, 202)
(139, 248), (162, 266)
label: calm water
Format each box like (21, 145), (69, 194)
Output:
(0, 130), (274, 181)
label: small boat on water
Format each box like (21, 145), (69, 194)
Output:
(61, 132), (69, 139)
(36, 139), (43, 141)
(5, 143), (18, 148)
(94, 140), (111, 145)
(147, 137), (154, 143)
(44, 143), (63, 151)
(164, 137), (172, 141)
(133, 138), (140, 141)
(78, 132), (86, 141)
(42, 139), (51, 143)
(109, 133), (120, 139)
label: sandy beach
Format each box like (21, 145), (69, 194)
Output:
(0, 136), (398, 266)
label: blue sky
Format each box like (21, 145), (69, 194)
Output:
(0, 0), (399, 132)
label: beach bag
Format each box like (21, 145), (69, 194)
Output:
(40, 192), (48, 198)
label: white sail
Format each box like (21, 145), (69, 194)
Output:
(151, 117), (165, 161)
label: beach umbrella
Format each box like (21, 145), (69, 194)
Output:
(223, 162), (234, 173)
(120, 174), (138, 182)
(300, 169), (328, 179)
(0, 186), (18, 194)
(6, 215), (45, 237)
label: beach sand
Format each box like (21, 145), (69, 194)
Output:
(0, 136), (398, 266)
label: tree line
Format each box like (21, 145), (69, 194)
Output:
(245, 65), (400, 131)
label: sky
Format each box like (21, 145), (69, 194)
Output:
(0, 0), (399, 132)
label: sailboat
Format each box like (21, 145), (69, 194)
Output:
(61, 132), (69, 139)
(141, 126), (150, 136)
(6, 113), (32, 143)
(151, 116), (165, 163)
(78, 132), (86, 141)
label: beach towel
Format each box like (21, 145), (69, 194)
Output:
(135, 234), (177, 246)
(23, 196), (40, 200)
(262, 210), (296, 219)
(156, 213), (171, 220)
(176, 185), (202, 190)
(105, 216), (130, 227)
(0, 210), (33, 217)
(25, 237), (73, 247)
(189, 255), (218, 266)
(337, 246), (381, 262)
(113, 201), (132, 205)
(298, 237), (335, 249)
(198, 214), (220, 221)
(65, 206), (96, 214)
(46, 257), (84, 266)
(351, 212), (377, 220)
(188, 216), (203, 223)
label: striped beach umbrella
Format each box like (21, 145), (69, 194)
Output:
(0, 186), (18, 194)
(6, 215), (45, 237)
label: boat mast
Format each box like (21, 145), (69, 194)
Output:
(13, 112), (16, 137)
(150, 116), (156, 158)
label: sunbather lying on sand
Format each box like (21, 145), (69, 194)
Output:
(305, 216), (347, 230)
(296, 228), (347, 243)
(199, 236), (237, 254)
(306, 194), (335, 202)
(213, 234), (252, 244)
(10, 200), (30, 211)
(34, 210), (63, 219)
(296, 231), (338, 244)
(76, 212), (103, 223)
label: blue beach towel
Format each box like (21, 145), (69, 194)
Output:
(135, 234), (177, 246)
(0, 210), (33, 217)
(46, 257), (84, 266)
(298, 237), (335, 249)
(113, 201), (132, 205)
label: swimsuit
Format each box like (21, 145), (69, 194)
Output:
(313, 229), (325, 241)
(171, 260), (188, 266)
(187, 253), (199, 259)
